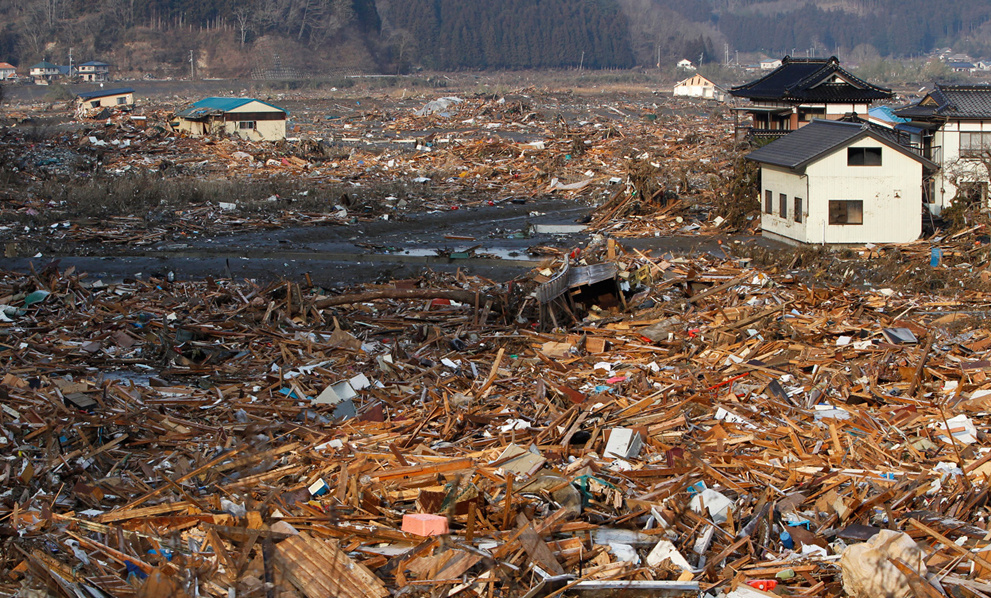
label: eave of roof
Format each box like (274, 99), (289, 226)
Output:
(746, 119), (936, 171)
(190, 97), (289, 115)
(76, 87), (134, 100)
(730, 55), (892, 102)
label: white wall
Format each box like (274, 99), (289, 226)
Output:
(932, 120), (991, 209)
(761, 138), (923, 244)
(760, 165), (809, 242)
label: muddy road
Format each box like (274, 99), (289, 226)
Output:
(5, 198), (775, 287)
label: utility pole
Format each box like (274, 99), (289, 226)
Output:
(579, 51), (584, 72)
(68, 47), (72, 78)
(724, 43), (729, 65)
(189, 50), (194, 80)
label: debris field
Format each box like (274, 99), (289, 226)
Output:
(1, 236), (991, 598)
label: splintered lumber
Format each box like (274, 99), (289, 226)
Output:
(276, 533), (388, 598)
(314, 289), (496, 309)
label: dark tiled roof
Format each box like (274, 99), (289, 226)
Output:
(730, 56), (892, 102)
(895, 84), (991, 119)
(746, 119), (935, 170)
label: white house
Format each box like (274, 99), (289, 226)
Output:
(759, 58), (783, 70)
(747, 120), (937, 245)
(76, 88), (134, 117)
(673, 74), (726, 102)
(676, 59), (695, 70)
(176, 97), (289, 141)
(0, 62), (16, 80)
(896, 85), (991, 212)
(77, 61), (110, 82)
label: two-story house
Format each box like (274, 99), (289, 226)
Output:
(896, 84), (991, 213)
(747, 119), (937, 245)
(730, 56), (893, 141)
(29, 61), (61, 85)
(77, 61), (110, 82)
(0, 63), (16, 80)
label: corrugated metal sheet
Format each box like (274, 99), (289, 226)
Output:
(536, 262), (618, 304)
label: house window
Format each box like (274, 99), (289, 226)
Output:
(960, 132), (991, 158)
(117, 97), (127, 105)
(848, 147), (882, 166)
(764, 190), (772, 214)
(90, 100), (99, 108)
(238, 121), (256, 130)
(794, 197), (803, 223)
(779, 193), (787, 218)
(828, 200), (863, 225)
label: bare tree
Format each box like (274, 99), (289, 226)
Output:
(388, 29), (417, 74)
(233, 5), (252, 46)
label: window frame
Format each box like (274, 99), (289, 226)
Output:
(237, 121), (257, 130)
(960, 132), (991, 159)
(764, 190), (772, 214)
(794, 197), (803, 223)
(828, 200), (864, 225)
(847, 147), (883, 166)
(779, 193), (787, 219)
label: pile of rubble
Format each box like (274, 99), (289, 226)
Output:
(1, 237), (990, 597)
(0, 91), (738, 250)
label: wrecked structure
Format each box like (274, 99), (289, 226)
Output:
(175, 97), (289, 141)
(75, 88), (135, 118)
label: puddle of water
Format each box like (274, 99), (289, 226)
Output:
(397, 247), (532, 260)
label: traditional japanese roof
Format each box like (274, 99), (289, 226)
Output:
(30, 61), (59, 70)
(79, 61), (109, 67)
(730, 56), (893, 103)
(895, 84), (991, 120)
(746, 119), (936, 170)
(77, 88), (134, 100)
(0, 62), (15, 70)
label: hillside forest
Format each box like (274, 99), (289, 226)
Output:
(0, 0), (989, 77)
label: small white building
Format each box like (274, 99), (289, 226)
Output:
(0, 62), (16, 80)
(747, 120), (937, 245)
(76, 88), (135, 117)
(175, 97), (289, 141)
(759, 58), (783, 70)
(673, 74), (726, 102)
(676, 59), (695, 70)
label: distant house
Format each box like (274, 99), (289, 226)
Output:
(759, 58), (782, 70)
(947, 61), (977, 73)
(0, 63), (16, 80)
(729, 56), (893, 140)
(896, 84), (991, 212)
(673, 74), (726, 102)
(176, 97), (289, 141)
(676, 59), (695, 70)
(76, 88), (135, 117)
(30, 61), (62, 85)
(747, 120), (937, 245)
(77, 61), (110, 82)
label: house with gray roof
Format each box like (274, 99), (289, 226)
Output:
(730, 56), (893, 141)
(747, 120), (937, 245)
(896, 84), (991, 212)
